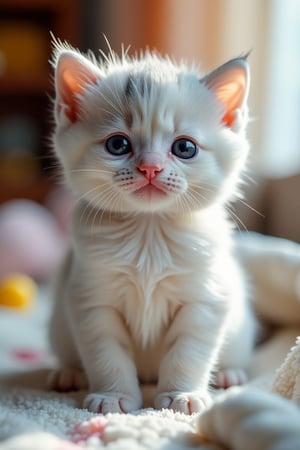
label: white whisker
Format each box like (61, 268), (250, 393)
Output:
(93, 191), (114, 228)
(70, 168), (114, 175)
(225, 204), (248, 232)
(237, 198), (264, 218)
(78, 183), (112, 226)
(188, 187), (207, 208)
(174, 192), (192, 215)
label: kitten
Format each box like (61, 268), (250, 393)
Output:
(48, 41), (256, 414)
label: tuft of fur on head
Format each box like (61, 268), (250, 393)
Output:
(51, 38), (250, 216)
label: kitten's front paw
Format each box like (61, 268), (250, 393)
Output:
(83, 392), (142, 414)
(47, 367), (88, 392)
(154, 391), (211, 414)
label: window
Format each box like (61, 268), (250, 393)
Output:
(261, 0), (300, 177)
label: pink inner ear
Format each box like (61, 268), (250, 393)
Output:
(216, 75), (247, 127)
(56, 53), (98, 123)
(203, 59), (248, 128)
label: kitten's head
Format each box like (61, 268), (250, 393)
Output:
(52, 42), (250, 215)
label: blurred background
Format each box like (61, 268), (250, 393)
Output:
(0, 0), (300, 284)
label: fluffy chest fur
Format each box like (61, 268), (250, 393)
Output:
(73, 206), (226, 347)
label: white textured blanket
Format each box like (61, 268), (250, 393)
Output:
(1, 375), (300, 450)
(1, 233), (300, 450)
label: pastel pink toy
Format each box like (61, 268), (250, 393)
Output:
(0, 198), (68, 282)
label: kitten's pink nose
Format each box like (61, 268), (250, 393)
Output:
(138, 164), (163, 180)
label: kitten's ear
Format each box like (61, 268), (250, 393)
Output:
(201, 57), (249, 128)
(55, 51), (100, 124)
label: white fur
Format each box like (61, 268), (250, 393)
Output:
(49, 44), (255, 414)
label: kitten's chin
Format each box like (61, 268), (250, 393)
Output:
(128, 184), (172, 212)
(133, 184), (167, 199)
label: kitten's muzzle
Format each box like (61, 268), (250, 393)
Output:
(138, 163), (163, 181)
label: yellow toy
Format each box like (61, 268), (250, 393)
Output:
(0, 274), (37, 309)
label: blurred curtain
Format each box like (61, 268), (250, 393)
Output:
(259, 0), (300, 177)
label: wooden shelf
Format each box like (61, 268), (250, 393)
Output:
(0, 76), (51, 96)
(0, 0), (80, 204)
(0, 0), (76, 12)
(0, 178), (55, 204)
(0, 0), (80, 45)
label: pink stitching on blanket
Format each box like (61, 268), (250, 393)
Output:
(68, 417), (108, 444)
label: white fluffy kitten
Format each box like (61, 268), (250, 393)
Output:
(48, 42), (255, 414)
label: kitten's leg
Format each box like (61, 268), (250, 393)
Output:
(70, 304), (142, 414)
(215, 297), (255, 389)
(155, 303), (226, 414)
(48, 297), (87, 391)
(48, 367), (88, 391)
(212, 368), (247, 389)
(48, 252), (86, 392)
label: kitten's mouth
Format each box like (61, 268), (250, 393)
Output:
(133, 184), (166, 199)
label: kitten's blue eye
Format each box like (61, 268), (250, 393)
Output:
(171, 138), (197, 159)
(105, 135), (132, 156)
